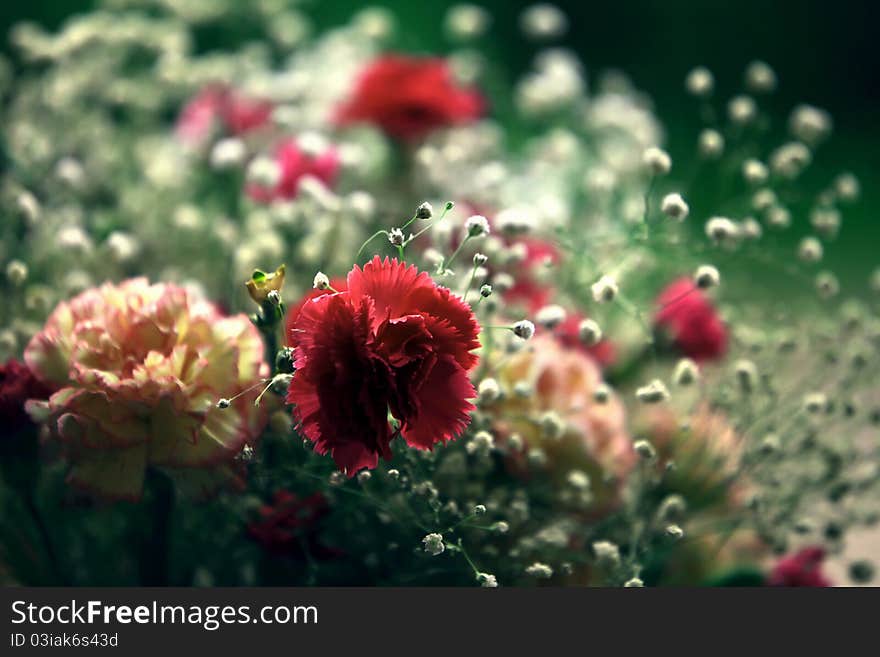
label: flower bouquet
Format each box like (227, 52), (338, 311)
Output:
(0, 1), (877, 588)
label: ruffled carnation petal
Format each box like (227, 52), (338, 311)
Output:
(399, 355), (476, 450)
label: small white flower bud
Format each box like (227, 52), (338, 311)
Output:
(591, 275), (618, 303)
(495, 208), (534, 237)
(816, 271), (839, 299)
(593, 383), (611, 404)
(636, 380), (670, 404)
(506, 433), (524, 452)
(535, 304), (566, 329)
(728, 95), (757, 125)
(466, 430), (495, 455)
(567, 470), (590, 490)
(592, 541), (621, 568)
(694, 264), (720, 289)
(465, 214), (490, 237)
(742, 159), (769, 185)
(770, 141), (812, 179)
(661, 193), (689, 221)
(745, 60), (777, 93)
(216, 398), (231, 409)
(106, 231), (140, 264)
(473, 504), (487, 516)
(643, 147), (672, 176)
(740, 217), (763, 240)
(357, 471), (372, 484)
(313, 272), (330, 290)
(388, 227), (406, 246)
(798, 237), (823, 263)
(578, 318), (602, 346)
(834, 172), (860, 202)
(476, 572), (498, 587)
(735, 359), (758, 393)
(5, 260), (28, 286)
(540, 412), (565, 440)
(477, 377), (501, 404)
(685, 66), (714, 97)
(624, 577), (645, 587)
(698, 128), (724, 159)
(512, 319), (536, 340)
(246, 156), (280, 187)
(387, 468), (400, 480)
(520, 4), (568, 40)
(760, 434), (781, 455)
(766, 205), (791, 230)
(804, 392), (829, 414)
(446, 5), (491, 40)
(752, 188), (777, 211)
(16, 191), (41, 225)
(789, 104), (832, 145)
(473, 252), (488, 266)
(658, 494), (687, 520)
(422, 533), (445, 556)
(415, 201), (433, 219)
(527, 447), (547, 467)
(491, 521), (510, 534)
(634, 440), (657, 460)
(525, 562), (554, 578)
(480, 284), (493, 298)
(492, 272), (515, 292)
(811, 207), (841, 239)
(665, 524), (685, 540)
(210, 137), (246, 169)
(705, 217), (739, 243)
(673, 358), (699, 386)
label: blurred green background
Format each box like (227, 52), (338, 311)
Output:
(2, 0), (877, 287)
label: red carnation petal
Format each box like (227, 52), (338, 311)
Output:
(288, 294), (392, 474)
(347, 256), (432, 321)
(400, 355), (476, 450)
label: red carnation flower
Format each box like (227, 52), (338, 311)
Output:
(247, 138), (341, 203)
(284, 277), (348, 347)
(335, 55), (484, 141)
(0, 359), (52, 438)
(247, 491), (339, 559)
(654, 277), (728, 361)
(176, 85), (272, 147)
(287, 257), (481, 474)
(767, 546), (832, 587)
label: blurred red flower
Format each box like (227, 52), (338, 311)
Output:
(247, 491), (339, 559)
(767, 546), (832, 586)
(0, 359), (52, 437)
(654, 277), (728, 361)
(176, 85), (272, 147)
(287, 257), (481, 474)
(335, 55), (484, 140)
(247, 138), (340, 203)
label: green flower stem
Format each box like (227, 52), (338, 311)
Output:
(24, 492), (66, 585)
(139, 469), (174, 586)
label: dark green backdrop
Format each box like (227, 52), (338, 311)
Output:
(2, 0), (877, 284)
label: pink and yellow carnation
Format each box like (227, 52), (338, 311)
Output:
(487, 335), (635, 511)
(24, 278), (268, 500)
